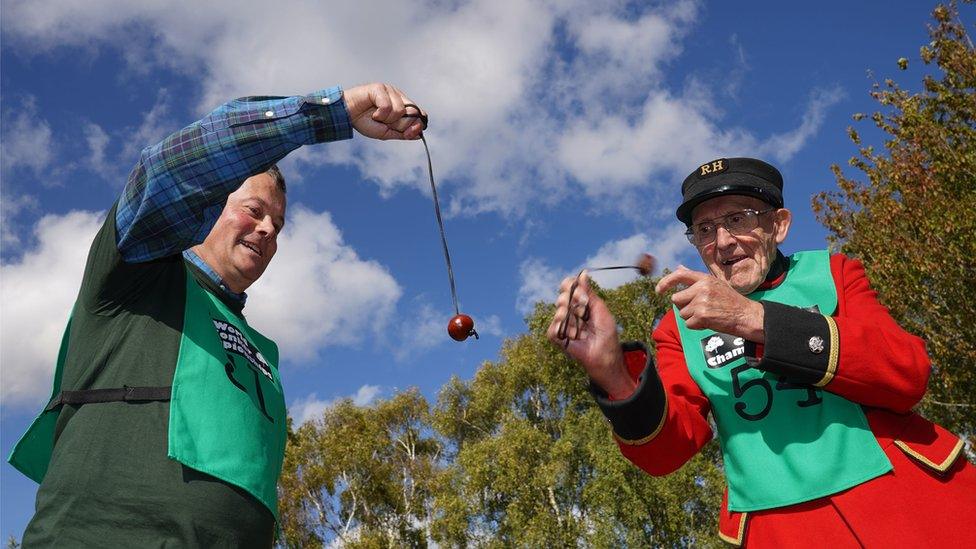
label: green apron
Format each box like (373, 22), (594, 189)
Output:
(675, 250), (891, 511)
(9, 267), (288, 518)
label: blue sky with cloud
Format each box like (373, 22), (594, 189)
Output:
(1, 0), (955, 539)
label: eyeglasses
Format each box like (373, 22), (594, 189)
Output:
(684, 208), (775, 246)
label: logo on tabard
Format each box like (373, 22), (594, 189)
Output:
(212, 319), (273, 380)
(700, 333), (752, 368)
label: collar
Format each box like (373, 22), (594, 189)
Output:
(182, 249), (248, 307)
(756, 250), (789, 290)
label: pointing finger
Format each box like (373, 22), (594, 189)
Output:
(655, 266), (710, 294)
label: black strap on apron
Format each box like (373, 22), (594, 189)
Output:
(44, 386), (172, 412)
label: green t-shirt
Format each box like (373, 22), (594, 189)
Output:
(20, 204), (274, 548)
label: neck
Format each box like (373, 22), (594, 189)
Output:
(189, 244), (247, 293)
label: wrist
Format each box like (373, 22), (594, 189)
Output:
(600, 352), (638, 400)
(743, 300), (766, 343)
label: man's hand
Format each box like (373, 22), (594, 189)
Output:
(655, 266), (765, 342)
(344, 83), (427, 140)
(546, 272), (638, 399)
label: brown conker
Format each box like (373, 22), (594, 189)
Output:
(636, 253), (656, 277)
(448, 314), (477, 341)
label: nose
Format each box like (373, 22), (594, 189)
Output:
(256, 215), (277, 239)
(714, 224), (737, 249)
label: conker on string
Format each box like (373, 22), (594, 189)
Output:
(636, 253), (656, 276)
(448, 314), (478, 341)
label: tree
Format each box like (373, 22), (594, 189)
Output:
(813, 1), (976, 440)
(277, 389), (441, 547)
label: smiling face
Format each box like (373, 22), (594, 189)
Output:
(192, 173), (286, 293)
(690, 194), (792, 294)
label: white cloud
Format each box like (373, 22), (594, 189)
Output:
(290, 384), (382, 425)
(0, 0), (838, 219)
(246, 205), (402, 363)
(393, 302), (449, 361)
(84, 123), (112, 175)
(0, 193), (40, 248)
(516, 224), (695, 314)
(0, 211), (104, 409)
(120, 89), (174, 164)
(757, 87), (846, 162)
(516, 257), (564, 316)
(476, 314), (505, 338)
(1, 96), (55, 178)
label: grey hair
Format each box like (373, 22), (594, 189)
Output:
(266, 164), (286, 193)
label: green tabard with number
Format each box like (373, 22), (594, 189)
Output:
(675, 250), (891, 512)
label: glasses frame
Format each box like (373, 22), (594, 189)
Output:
(684, 208), (776, 246)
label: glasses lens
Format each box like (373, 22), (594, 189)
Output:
(726, 210), (758, 235)
(693, 223), (716, 245)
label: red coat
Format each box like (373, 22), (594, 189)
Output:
(615, 254), (975, 547)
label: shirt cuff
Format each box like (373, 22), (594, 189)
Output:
(753, 300), (838, 387)
(302, 86), (353, 143)
(588, 341), (668, 445)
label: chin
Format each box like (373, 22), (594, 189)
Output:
(728, 272), (761, 294)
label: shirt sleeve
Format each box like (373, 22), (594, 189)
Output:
(589, 311), (714, 476)
(115, 86), (351, 262)
(754, 254), (931, 413)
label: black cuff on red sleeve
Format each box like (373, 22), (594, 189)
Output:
(588, 341), (667, 444)
(755, 300), (838, 387)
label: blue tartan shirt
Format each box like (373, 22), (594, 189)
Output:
(115, 86), (352, 304)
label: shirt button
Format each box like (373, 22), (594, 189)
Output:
(264, 110), (274, 117)
(808, 336), (825, 354)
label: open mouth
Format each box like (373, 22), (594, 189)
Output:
(238, 240), (262, 257)
(721, 256), (746, 267)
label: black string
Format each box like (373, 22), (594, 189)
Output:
(556, 264), (645, 345)
(404, 104), (461, 316)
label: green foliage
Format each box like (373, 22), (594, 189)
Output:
(813, 1), (976, 439)
(278, 389), (441, 547)
(279, 277), (724, 547)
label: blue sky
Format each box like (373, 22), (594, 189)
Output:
(1, 0), (960, 540)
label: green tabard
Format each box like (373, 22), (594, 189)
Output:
(675, 250), (891, 511)
(9, 267), (287, 519)
(169, 266), (287, 518)
(7, 318), (72, 483)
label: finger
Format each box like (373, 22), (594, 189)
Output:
(655, 266), (709, 294)
(577, 271), (592, 295)
(558, 275), (578, 293)
(383, 85), (406, 125)
(370, 85), (393, 122)
(670, 285), (697, 308)
(402, 121), (425, 140)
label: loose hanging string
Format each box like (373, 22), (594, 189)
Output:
(404, 104), (461, 316)
(556, 255), (655, 345)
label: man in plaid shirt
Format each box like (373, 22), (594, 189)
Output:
(12, 83), (426, 547)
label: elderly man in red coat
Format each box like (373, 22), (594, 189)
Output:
(549, 157), (976, 547)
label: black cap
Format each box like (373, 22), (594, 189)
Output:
(676, 157), (784, 225)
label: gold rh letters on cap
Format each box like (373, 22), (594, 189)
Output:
(699, 159), (726, 176)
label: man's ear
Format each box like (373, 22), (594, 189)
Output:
(773, 208), (792, 245)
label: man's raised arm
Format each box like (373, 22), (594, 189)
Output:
(115, 83), (424, 262)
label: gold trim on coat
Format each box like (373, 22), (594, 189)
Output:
(718, 512), (748, 546)
(814, 315), (839, 388)
(894, 438), (964, 473)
